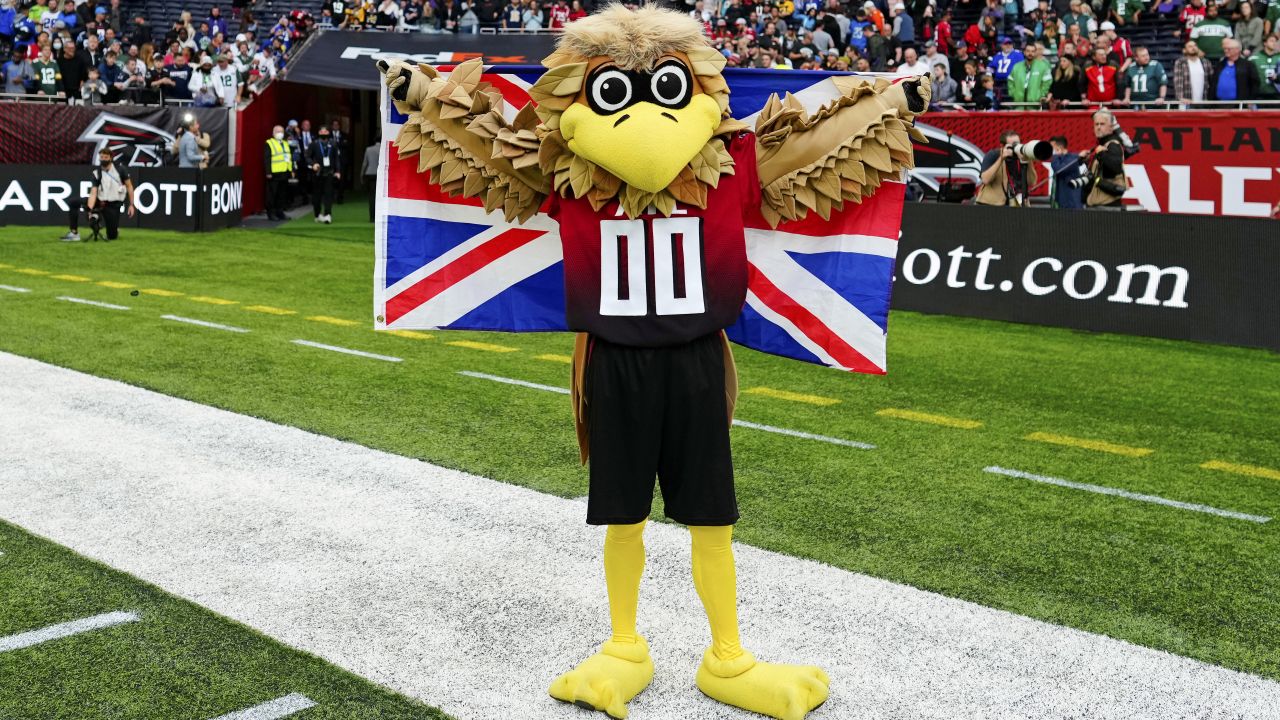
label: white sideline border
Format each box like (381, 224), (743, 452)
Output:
(985, 466), (1271, 524)
(57, 296), (129, 311)
(0, 611), (140, 653)
(0, 284), (31, 293)
(208, 693), (316, 720)
(292, 339), (402, 363)
(162, 315), (250, 334)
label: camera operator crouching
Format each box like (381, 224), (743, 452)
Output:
(61, 148), (136, 242)
(975, 130), (1051, 207)
(1081, 109), (1128, 210)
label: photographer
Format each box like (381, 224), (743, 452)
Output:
(976, 130), (1045, 207)
(61, 147), (135, 242)
(175, 115), (207, 168)
(1081, 109), (1127, 209)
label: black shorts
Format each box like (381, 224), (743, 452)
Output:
(584, 332), (738, 527)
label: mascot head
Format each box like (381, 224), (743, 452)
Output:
(530, 4), (745, 216)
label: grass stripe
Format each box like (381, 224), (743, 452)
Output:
(306, 315), (359, 327)
(50, 274), (91, 282)
(292, 339), (402, 363)
(243, 305), (296, 316)
(0, 262), (10, 268)
(14, 268), (49, 275)
(208, 693), (316, 720)
(96, 280), (136, 289)
(744, 386), (840, 406)
(535, 353), (573, 364)
(984, 466), (1270, 523)
(140, 288), (184, 297)
(877, 408), (983, 429)
(386, 329), (433, 340)
(1024, 431), (1153, 458)
(1200, 460), (1280, 482)
(733, 419), (876, 449)
(0, 611), (140, 652)
(458, 370), (570, 395)
(189, 296), (239, 306)
(57, 296), (129, 311)
(0, 285), (31, 293)
(448, 340), (519, 353)
(162, 315), (250, 334)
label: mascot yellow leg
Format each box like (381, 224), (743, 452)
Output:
(691, 525), (830, 720)
(549, 520), (654, 718)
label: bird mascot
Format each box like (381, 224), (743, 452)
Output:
(378, 5), (928, 719)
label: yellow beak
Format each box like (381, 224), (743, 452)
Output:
(560, 94), (722, 194)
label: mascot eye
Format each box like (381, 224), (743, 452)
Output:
(650, 64), (690, 107)
(589, 69), (633, 114)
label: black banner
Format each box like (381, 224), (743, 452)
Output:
(894, 204), (1280, 352)
(282, 29), (558, 90)
(0, 104), (232, 167)
(0, 165), (243, 232)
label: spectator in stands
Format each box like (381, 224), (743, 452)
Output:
(240, 10), (259, 36)
(958, 58), (980, 103)
(130, 15), (150, 47)
(1008, 41), (1052, 106)
(1235, 2), (1263, 55)
(1210, 37), (1260, 101)
(930, 61), (959, 105)
(1178, 0), (1207, 39)
(57, 35), (86, 100)
(32, 42), (59, 95)
(120, 55), (148, 103)
(899, 46), (930, 74)
(1252, 33), (1280, 100)
(80, 65), (106, 103)
(1083, 108), (1126, 208)
(501, 0), (522, 30)
(4, 45), (34, 94)
(1062, 0), (1096, 35)
(568, 0), (587, 22)
(188, 53), (219, 106)
(1098, 21), (1131, 62)
(376, 0), (401, 30)
(264, 124), (294, 221)
(923, 40), (949, 74)
(991, 35), (1023, 86)
(948, 40), (972, 79)
(891, 2), (915, 50)
(208, 6), (227, 38)
(106, 0), (122, 34)
(1109, 0), (1142, 26)
(1049, 136), (1086, 209)
(1085, 46), (1119, 102)
(935, 10), (955, 56)
(163, 50), (193, 102)
(976, 72), (1000, 108)
(1122, 46), (1168, 106)
(440, 0), (464, 31)
(977, 129), (1035, 205)
(1267, 3), (1280, 38)
(1192, 2), (1232, 59)
(308, 125), (341, 224)
(0, 1), (16, 53)
(1174, 39), (1214, 105)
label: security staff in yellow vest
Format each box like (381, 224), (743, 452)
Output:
(976, 130), (1040, 207)
(264, 125), (295, 221)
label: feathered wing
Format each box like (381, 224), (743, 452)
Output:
(381, 57), (551, 222)
(753, 76), (930, 228)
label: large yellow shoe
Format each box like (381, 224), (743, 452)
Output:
(549, 636), (655, 719)
(695, 649), (830, 720)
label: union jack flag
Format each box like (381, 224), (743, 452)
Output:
(375, 67), (905, 374)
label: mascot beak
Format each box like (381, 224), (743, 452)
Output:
(560, 86), (722, 195)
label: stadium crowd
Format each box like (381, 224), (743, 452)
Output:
(0, 0), (311, 105)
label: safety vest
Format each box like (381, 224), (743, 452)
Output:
(267, 137), (292, 173)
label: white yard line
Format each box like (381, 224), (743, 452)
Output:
(0, 611), (139, 653)
(457, 370), (571, 395)
(1, 352), (1278, 720)
(161, 315), (250, 334)
(0, 285), (31, 293)
(984, 466), (1271, 524)
(208, 693), (316, 720)
(57, 296), (129, 311)
(291, 339), (402, 363)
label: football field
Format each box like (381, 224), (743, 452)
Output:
(1, 199), (1278, 718)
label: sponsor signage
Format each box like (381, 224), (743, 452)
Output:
(0, 104), (232, 167)
(894, 203), (1280, 351)
(915, 111), (1280, 218)
(281, 30), (558, 90)
(0, 165), (243, 232)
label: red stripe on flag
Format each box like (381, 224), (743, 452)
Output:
(747, 181), (904, 240)
(385, 227), (547, 324)
(386, 143), (486, 206)
(747, 262), (884, 375)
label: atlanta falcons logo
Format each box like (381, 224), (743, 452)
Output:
(907, 122), (985, 192)
(77, 114), (175, 167)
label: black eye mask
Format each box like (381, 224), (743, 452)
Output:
(584, 59), (695, 115)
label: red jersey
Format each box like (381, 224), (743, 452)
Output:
(1111, 36), (1132, 63)
(549, 133), (760, 347)
(1180, 5), (1206, 37)
(549, 4), (570, 29)
(1085, 64), (1119, 102)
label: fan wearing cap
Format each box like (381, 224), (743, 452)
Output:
(379, 5), (929, 719)
(1097, 20), (1132, 63)
(991, 34), (1024, 85)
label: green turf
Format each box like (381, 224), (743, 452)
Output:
(0, 520), (452, 720)
(1, 199), (1278, 690)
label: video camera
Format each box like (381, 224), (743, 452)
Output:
(1006, 140), (1053, 163)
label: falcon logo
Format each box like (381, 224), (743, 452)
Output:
(77, 114), (175, 167)
(907, 122), (984, 193)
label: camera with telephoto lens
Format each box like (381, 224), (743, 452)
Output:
(1006, 140), (1053, 163)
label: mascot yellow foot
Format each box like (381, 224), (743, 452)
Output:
(696, 649), (830, 720)
(549, 636), (654, 719)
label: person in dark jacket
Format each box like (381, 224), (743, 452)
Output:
(1208, 38), (1261, 102)
(306, 126), (342, 223)
(56, 38), (88, 100)
(1081, 109), (1126, 208)
(1049, 136), (1084, 209)
(1047, 52), (1084, 107)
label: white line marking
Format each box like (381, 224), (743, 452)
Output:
(0, 611), (140, 652)
(208, 693), (316, 720)
(0, 285), (31, 293)
(732, 419), (877, 449)
(984, 466), (1271, 524)
(291, 340), (402, 363)
(457, 370), (570, 395)
(56, 296), (129, 311)
(162, 315), (250, 333)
